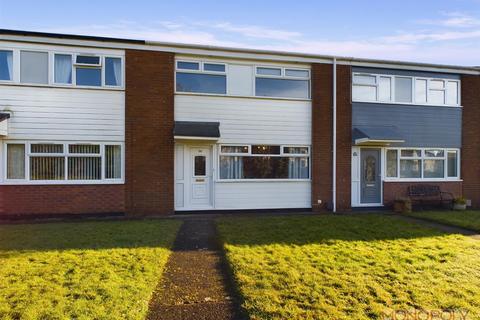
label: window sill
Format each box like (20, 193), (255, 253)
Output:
(352, 100), (462, 108)
(216, 179), (311, 183)
(0, 81), (124, 91)
(383, 179), (462, 183)
(0, 180), (125, 186)
(175, 91), (312, 102)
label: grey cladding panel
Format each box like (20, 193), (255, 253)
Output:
(352, 103), (462, 148)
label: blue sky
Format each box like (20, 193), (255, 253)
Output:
(1, 0), (480, 65)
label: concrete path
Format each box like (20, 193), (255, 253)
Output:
(146, 219), (244, 320)
(395, 214), (480, 240)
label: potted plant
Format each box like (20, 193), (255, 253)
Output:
(393, 197), (412, 213)
(453, 197), (467, 211)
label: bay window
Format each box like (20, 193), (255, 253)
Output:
(219, 145), (310, 180)
(5, 142), (123, 183)
(386, 148), (459, 180)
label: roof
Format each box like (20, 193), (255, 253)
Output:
(1, 28), (479, 74)
(0, 113), (11, 122)
(353, 125), (405, 146)
(174, 121), (220, 139)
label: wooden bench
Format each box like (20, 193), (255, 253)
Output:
(408, 185), (454, 209)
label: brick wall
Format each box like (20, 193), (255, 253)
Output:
(311, 63), (333, 211)
(336, 65), (352, 212)
(0, 185), (124, 217)
(383, 181), (462, 207)
(125, 50), (175, 215)
(311, 63), (352, 212)
(461, 74), (480, 208)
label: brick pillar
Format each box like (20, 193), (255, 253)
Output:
(461, 74), (480, 208)
(125, 50), (175, 215)
(336, 65), (352, 212)
(311, 63), (333, 211)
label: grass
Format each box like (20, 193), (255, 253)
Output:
(0, 219), (181, 320)
(217, 214), (480, 320)
(408, 210), (480, 232)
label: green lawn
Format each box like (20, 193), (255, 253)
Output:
(217, 214), (480, 320)
(408, 210), (480, 232)
(0, 219), (181, 320)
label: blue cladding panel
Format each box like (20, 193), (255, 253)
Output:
(352, 103), (462, 148)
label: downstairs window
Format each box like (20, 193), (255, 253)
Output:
(385, 148), (459, 180)
(219, 145), (310, 180)
(5, 142), (123, 183)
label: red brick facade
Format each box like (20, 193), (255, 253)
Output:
(461, 74), (480, 208)
(335, 65), (352, 212)
(383, 181), (462, 207)
(311, 63), (352, 212)
(0, 185), (124, 217)
(311, 63), (333, 211)
(125, 49), (175, 215)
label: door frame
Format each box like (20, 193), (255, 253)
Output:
(351, 146), (384, 207)
(174, 142), (215, 211)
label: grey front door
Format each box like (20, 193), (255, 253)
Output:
(361, 149), (381, 204)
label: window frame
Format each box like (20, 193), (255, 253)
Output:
(217, 144), (311, 182)
(352, 72), (461, 107)
(175, 59), (227, 95)
(0, 49), (14, 83)
(254, 65), (311, 99)
(0, 46), (124, 90)
(2, 141), (124, 185)
(384, 147), (460, 182)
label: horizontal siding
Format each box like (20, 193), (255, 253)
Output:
(175, 95), (311, 145)
(0, 86), (124, 141)
(215, 181), (311, 209)
(352, 103), (462, 148)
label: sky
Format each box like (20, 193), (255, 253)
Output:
(1, 0), (480, 66)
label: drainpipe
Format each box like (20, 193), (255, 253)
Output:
(332, 58), (337, 213)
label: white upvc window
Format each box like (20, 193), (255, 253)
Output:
(3, 141), (124, 184)
(352, 72), (461, 107)
(218, 144), (311, 180)
(175, 60), (227, 94)
(0, 46), (124, 89)
(255, 66), (310, 99)
(385, 147), (460, 181)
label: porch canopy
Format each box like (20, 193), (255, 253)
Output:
(174, 121), (220, 140)
(353, 125), (404, 146)
(0, 113), (10, 136)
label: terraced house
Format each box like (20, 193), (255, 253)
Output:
(0, 29), (479, 217)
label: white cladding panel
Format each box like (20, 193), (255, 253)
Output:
(214, 181), (311, 209)
(227, 64), (254, 96)
(175, 95), (311, 145)
(0, 86), (124, 141)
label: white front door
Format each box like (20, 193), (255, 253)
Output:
(189, 147), (212, 207)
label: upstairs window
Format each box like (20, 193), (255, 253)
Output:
(20, 51), (48, 84)
(0, 50), (13, 81)
(352, 72), (460, 107)
(176, 60), (226, 94)
(255, 67), (310, 99)
(75, 55), (101, 87)
(54, 54), (73, 84)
